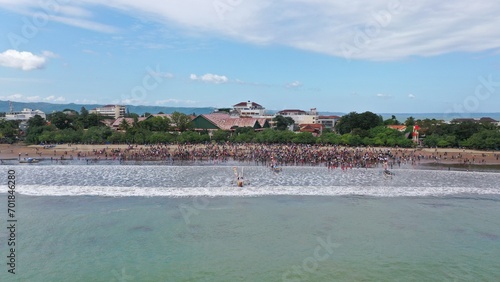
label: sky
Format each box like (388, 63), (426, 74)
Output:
(0, 0), (500, 114)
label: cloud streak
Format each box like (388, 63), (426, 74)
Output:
(0, 93), (66, 102)
(376, 93), (392, 99)
(286, 81), (302, 88)
(190, 73), (228, 84)
(155, 99), (197, 105)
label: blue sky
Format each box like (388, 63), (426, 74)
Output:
(1, 0), (500, 114)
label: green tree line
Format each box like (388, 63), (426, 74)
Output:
(2, 109), (499, 150)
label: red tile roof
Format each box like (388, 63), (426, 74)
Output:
(111, 117), (147, 128)
(278, 109), (306, 115)
(256, 118), (270, 127)
(279, 109), (306, 113)
(479, 117), (498, 122)
(202, 113), (262, 130)
(151, 114), (195, 120)
(386, 125), (407, 131)
(318, 115), (341, 119)
(233, 101), (263, 108)
(299, 123), (324, 132)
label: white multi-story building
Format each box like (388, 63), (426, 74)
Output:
(317, 115), (341, 130)
(233, 101), (266, 117)
(4, 108), (46, 121)
(277, 108), (318, 125)
(89, 105), (126, 119)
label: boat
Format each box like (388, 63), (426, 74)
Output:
(19, 158), (39, 163)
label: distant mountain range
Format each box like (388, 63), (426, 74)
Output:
(0, 100), (215, 116)
(1, 100), (499, 121)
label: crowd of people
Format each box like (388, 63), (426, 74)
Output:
(45, 142), (480, 168)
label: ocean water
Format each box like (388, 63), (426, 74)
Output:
(1, 165), (500, 281)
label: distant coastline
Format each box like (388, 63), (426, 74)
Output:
(377, 112), (500, 122)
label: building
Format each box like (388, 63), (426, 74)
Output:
(89, 105), (126, 119)
(386, 125), (407, 132)
(277, 109), (307, 116)
(277, 108), (318, 125)
(4, 108), (46, 121)
(299, 123), (324, 136)
(317, 115), (341, 130)
(451, 117), (499, 125)
(110, 117), (148, 130)
(192, 113), (270, 132)
(479, 117), (499, 124)
(233, 101), (266, 117)
(450, 118), (476, 123)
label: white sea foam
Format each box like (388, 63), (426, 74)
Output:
(3, 165), (499, 197)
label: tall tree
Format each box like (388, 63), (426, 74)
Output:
(119, 118), (130, 131)
(80, 106), (89, 117)
(273, 115), (294, 130)
(404, 116), (415, 127)
(140, 116), (170, 131)
(48, 112), (73, 130)
(170, 112), (192, 132)
(27, 115), (46, 128)
(335, 111), (383, 134)
(384, 115), (400, 125)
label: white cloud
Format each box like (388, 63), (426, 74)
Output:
(0, 93), (66, 103)
(50, 15), (119, 33)
(44, 96), (66, 102)
(74, 98), (98, 104)
(150, 71), (174, 79)
(59, 5), (93, 18)
(155, 99), (197, 105)
(3, 1), (500, 60)
(120, 98), (142, 105)
(286, 81), (302, 88)
(41, 51), (58, 58)
(408, 93), (415, 99)
(0, 49), (49, 71)
(25, 96), (42, 101)
(76, 0), (500, 60)
(0, 77), (49, 83)
(190, 73), (228, 84)
(1, 93), (23, 100)
(83, 49), (99, 55)
(0, 2), (119, 34)
(376, 93), (392, 99)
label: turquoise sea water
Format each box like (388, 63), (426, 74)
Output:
(1, 165), (499, 281)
